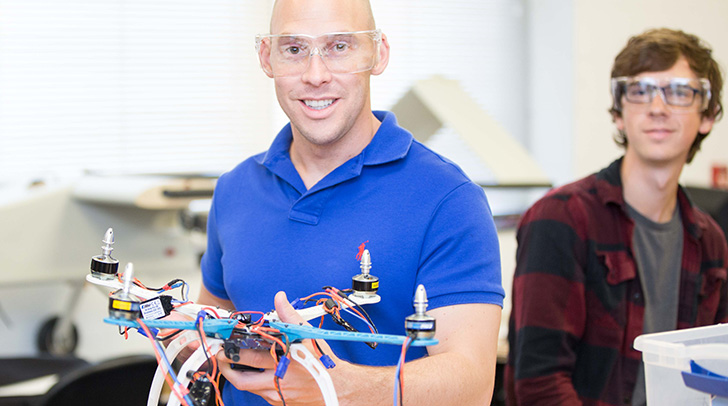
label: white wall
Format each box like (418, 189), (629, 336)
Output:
(526, 0), (574, 187)
(529, 0), (728, 187)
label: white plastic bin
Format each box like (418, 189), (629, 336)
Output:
(634, 323), (728, 405)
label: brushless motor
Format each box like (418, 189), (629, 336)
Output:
(351, 249), (379, 298)
(405, 284), (436, 339)
(90, 228), (119, 280)
(109, 263), (141, 320)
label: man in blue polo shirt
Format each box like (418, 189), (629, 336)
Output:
(198, 0), (504, 404)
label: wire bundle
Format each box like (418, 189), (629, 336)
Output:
(106, 282), (420, 406)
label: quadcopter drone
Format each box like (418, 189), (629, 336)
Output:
(87, 228), (438, 406)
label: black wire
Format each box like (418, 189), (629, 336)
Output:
(273, 333), (290, 406)
(399, 377), (403, 406)
(141, 278), (185, 292)
(180, 280), (190, 302)
(275, 376), (287, 406)
(398, 353), (404, 406)
(155, 328), (184, 342)
(197, 317), (213, 375)
(281, 332), (291, 357)
(399, 336), (415, 406)
(301, 288), (379, 334)
(312, 339), (326, 356)
(344, 294), (378, 334)
(137, 278), (190, 302)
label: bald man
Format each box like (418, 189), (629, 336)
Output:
(197, 1), (505, 404)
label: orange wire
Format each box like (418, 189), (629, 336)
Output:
(293, 289), (376, 332)
(117, 273), (145, 289)
(193, 370), (225, 406)
(212, 372), (225, 406)
(269, 344), (278, 365)
(254, 327), (287, 352)
(138, 322), (189, 404)
(264, 338), (287, 403)
(310, 339), (323, 358)
(398, 336), (412, 401)
(325, 288), (375, 333)
(274, 376), (284, 402)
(298, 291), (332, 302)
(196, 317), (218, 377)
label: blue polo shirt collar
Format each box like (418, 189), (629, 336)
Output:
(362, 111), (413, 165)
(258, 111), (412, 189)
(255, 111), (413, 224)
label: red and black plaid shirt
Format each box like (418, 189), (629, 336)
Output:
(505, 158), (728, 406)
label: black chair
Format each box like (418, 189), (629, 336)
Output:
(0, 356), (89, 406)
(32, 355), (157, 406)
(685, 186), (728, 240)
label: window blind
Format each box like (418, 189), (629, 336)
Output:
(0, 0), (527, 181)
(0, 0), (275, 179)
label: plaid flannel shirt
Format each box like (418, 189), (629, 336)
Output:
(505, 158), (728, 406)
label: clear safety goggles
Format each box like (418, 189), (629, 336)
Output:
(611, 76), (711, 112)
(255, 30), (382, 77)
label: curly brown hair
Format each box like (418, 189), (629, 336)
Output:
(609, 28), (724, 163)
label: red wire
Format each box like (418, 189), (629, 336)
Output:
(230, 311), (266, 326)
(136, 319), (191, 406)
(202, 306), (221, 319)
(324, 288), (375, 333)
(196, 317), (218, 377)
(214, 372), (225, 406)
(398, 336), (412, 402)
(254, 327), (287, 352)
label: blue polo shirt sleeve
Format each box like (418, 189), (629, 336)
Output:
(200, 188), (230, 301)
(417, 181), (504, 309)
